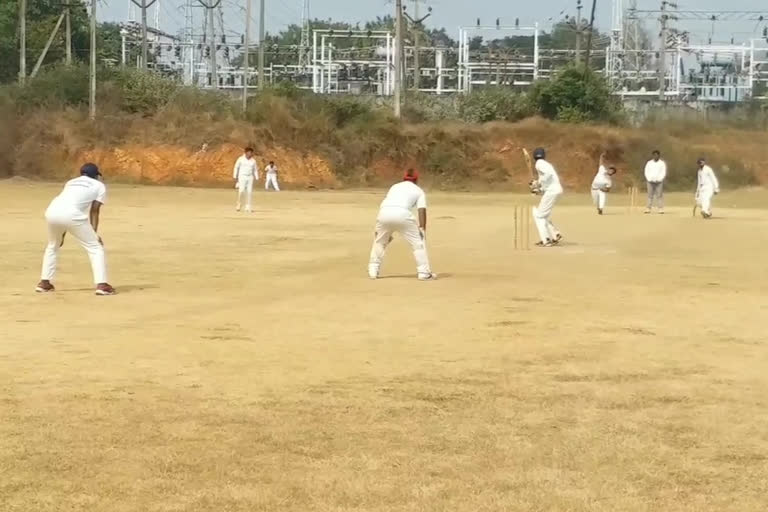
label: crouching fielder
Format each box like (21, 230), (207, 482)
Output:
(591, 152), (617, 215)
(530, 147), (564, 247)
(368, 169), (436, 281)
(36, 163), (115, 295)
(695, 157), (720, 219)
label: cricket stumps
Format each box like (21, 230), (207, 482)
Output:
(513, 205), (532, 251)
(627, 185), (639, 214)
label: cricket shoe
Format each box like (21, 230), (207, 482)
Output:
(551, 234), (563, 245)
(35, 280), (55, 293)
(418, 272), (438, 281)
(644, 208), (651, 214)
(597, 208), (603, 215)
(95, 283), (116, 296)
(535, 240), (554, 247)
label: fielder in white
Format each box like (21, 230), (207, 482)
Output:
(36, 163), (115, 296)
(530, 147), (564, 247)
(695, 157), (720, 219)
(264, 161), (280, 191)
(591, 152), (617, 215)
(233, 147), (259, 212)
(368, 169), (436, 281)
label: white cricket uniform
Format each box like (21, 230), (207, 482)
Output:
(591, 165), (612, 210)
(696, 165), (720, 216)
(233, 155), (259, 211)
(533, 159), (563, 244)
(368, 181), (432, 279)
(264, 164), (280, 191)
(41, 176), (108, 284)
(644, 158), (667, 210)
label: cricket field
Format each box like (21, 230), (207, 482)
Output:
(1, 182), (767, 511)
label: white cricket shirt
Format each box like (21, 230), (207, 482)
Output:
(233, 155), (259, 179)
(644, 159), (667, 183)
(265, 164), (278, 175)
(591, 165), (612, 190)
(535, 159), (563, 194)
(377, 181), (427, 223)
(46, 176), (106, 220)
(697, 165), (720, 193)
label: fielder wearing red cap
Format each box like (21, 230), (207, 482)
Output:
(368, 169), (436, 281)
(35, 163), (115, 295)
(403, 169), (419, 182)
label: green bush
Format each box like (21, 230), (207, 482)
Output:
(458, 88), (533, 123)
(111, 68), (179, 114)
(530, 65), (623, 123)
(10, 64), (91, 109)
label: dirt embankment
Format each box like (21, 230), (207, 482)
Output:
(77, 144), (338, 188)
(6, 112), (768, 191)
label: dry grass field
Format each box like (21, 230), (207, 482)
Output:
(1, 181), (767, 512)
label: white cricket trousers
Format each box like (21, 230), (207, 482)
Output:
(591, 189), (606, 209)
(368, 219), (431, 278)
(697, 189), (715, 215)
(41, 210), (108, 284)
(265, 173), (280, 191)
(237, 176), (254, 211)
(533, 190), (562, 243)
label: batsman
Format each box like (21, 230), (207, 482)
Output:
(526, 147), (564, 247)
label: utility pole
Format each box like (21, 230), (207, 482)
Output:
(31, 12), (66, 77)
(258, 0), (265, 89)
(89, 0), (96, 120)
(575, 0), (583, 63)
(65, 7), (72, 65)
(18, 0), (26, 85)
(658, 1), (672, 100)
(403, 1), (432, 92)
(130, 0), (158, 70)
(584, 0), (597, 69)
(197, 0), (222, 88)
(242, 0), (251, 111)
(394, 0), (403, 117)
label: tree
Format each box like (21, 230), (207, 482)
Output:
(529, 64), (622, 123)
(0, 0), (91, 83)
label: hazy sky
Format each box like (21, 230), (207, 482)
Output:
(104, 0), (768, 45)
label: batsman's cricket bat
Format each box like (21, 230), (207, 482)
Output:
(59, 233), (66, 247)
(522, 148), (536, 180)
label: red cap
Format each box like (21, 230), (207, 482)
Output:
(403, 169), (419, 182)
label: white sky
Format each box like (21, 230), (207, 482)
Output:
(103, 0), (768, 46)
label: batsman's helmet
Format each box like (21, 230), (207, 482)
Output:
(533, 147), (546, 160)
(80, 163), (102, 179)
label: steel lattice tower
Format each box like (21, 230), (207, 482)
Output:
(299, 0), (310, 69)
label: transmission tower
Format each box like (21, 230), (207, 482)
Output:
(606, 0), (625, 86)
(299, 0), (310, 69)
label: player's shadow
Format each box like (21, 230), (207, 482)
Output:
(68, 284), (158, 294)
(378, 273), (452, 280)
